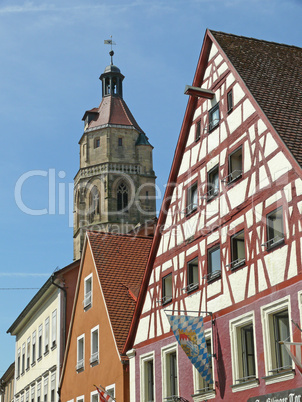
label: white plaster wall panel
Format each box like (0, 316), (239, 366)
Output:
(229, 216), (245, 232)
(185, 291), (202, 311)
(207, 279), (222, 298)
(248, 173), (256, 198)
(233, 83), (245, 105)
(198, 238), (206, 257)
(227, 105), (242, 134)
(179, 252), (185, 270)
(155, 265), (161, 283)
(220, 148), (227, 168)
(220, 120), (227, 143)
(229, 178), (248, 209)
(264, 245), (288, 286)
(284, 183), (292, 203)
(149, 315), (155, 339)
(218, 62), (228, 77)
(162, 233), (169, 254)
(247, 264), (256, 298)
(257, 260), (268, 292)
(162, 260), (172, 272)
(295, 179), (302, 197)
(149, 270), (154, 286)
(258, 165), (270, 190)
(186, 244), (198, 257)
(204, 65), (211, 80)
(258, 119), (267, 136)
(134, 316), (149, 345)
(249, 124), (256, 143)
(183, 216), (198, 240)
(197, 211), (205, 232)
(287, 241), (298, 279)
(193, 106), (202, 122)
(215, 54), (223, 66)
(184, 173), (198, 187)
(229, 267), (248, 303)
(199, 138), (207, 161)
(171, 186), (177, 204)
(165, 209), (173, 230)
(209, 43), (218, 60)
(191, 144), (199, 167)
(245, 209), (254, 229)
(265, 191), (282, 208)
(207, 230), (220, 246)
(243, 99), (255, 121)
(232, 133), (247, 149)
(208, 129), (220, 153)
(226, 73), (235, 88)
(161, 309), (171, 334)
(207, 155), (219, 171)
(220, 225), (229, 245)
(178, 150), (191, 176)
(298, 200), (302, 215)
(187, 125), (196, 147)
(205, 198), (219, 220)
(156, 310), (162, 337)
(268, 153), (292, 182)
(199, 166), (206, 183)
(263, 132), (278, 158)
(157, 238), (163, 256)
(219, 194), (230, 219)
(208, 288), (232, 312)
(244, 140), (252, 173)
(168, 230), (176, 251)
(142, 292), (152, 314)
(212, 71), (218, 84)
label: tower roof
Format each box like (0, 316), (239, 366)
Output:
(83, 95), (145, 134)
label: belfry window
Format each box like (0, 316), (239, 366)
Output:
(89, 186), (100, 221)
(117, 183), (129, 212)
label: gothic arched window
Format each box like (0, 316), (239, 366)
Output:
(88, 186), (100, 222)
(117, 183), (129, 212)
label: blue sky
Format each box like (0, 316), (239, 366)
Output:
(0, 0), (301, 375)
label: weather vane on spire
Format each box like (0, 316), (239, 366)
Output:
(104, 36), (116, 65)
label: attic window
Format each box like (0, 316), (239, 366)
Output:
(209, 103), (220, 132)
(227, 90), (233, 113)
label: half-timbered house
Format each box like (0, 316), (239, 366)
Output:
(126, 30), (302, 401)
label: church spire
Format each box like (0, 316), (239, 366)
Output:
(100, 38), (124, 98)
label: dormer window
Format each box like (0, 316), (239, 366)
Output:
(209, 103), (220, 132)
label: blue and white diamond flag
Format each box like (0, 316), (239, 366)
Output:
(166, 314), (213, 383)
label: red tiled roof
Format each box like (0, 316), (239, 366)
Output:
(87, 231), (153, 355)
(87, 95), (145, 133)
(210, 30), (302, 166)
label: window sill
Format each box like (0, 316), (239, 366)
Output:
(16, 376), (20, 381)
(206, 193), (219, 203)
(231, 378), (259, 392)
(37, 356), (42, 362)
(208, 124), (219, 134)
(187, 284), (199, 294)
(162, 297), (173, 306)
(192, 389), (215, 401)
(31, 362), (36, 368)
(207, 272), (221, 283)
(262, 369), (295, 385)
(230, 260), (246, 271)
(44, 349), (49, 357)
(83, 303), (92, 312)
(51, 342), (57, 351)
(227, 173), (242, 187)
(266, 239), (285, 252)
(186, 207), (198, 218)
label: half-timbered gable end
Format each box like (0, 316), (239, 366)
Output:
(128, 30), (302, 401)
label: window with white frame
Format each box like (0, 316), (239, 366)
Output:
(162, 273), (173, 305)
(37, 381), (41, 402)
(229, 312), (257, 389)
(44, 376), (48, 402)
(32, 331), (36, 365)
(45, 317), (50, 354)
(17, 347), (21, 377)
(25, 388), (29, 402)
(193, 333), (214, 396)
(31, 385), (35, 402)
(84, 274), (92, 309)
(90, 326), (99, 365)
(38, 324), (43, 359)
(261, 298), (293, 379)
(266, 207), (284, 250)
(105, 385), (115, 399)
(230, 230), (245, 269)
(76, 396), (84, 402)
(21, 343), (25, 374)
(26, 337), (30, 370)
(21, 393), (24, 402)
(52, 310), (57, 348)
(186, 182), (198, 215)
(91, 391), (98, 402)
(50, 372), (56, 402)
(162, 344), (178, 400)
(209, 103), (220, 132)
(187, 257), (199, 292)
(77, 334), (85, 371)
(140, 353), (155, 402)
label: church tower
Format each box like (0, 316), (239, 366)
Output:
(73, 50), (156, 260)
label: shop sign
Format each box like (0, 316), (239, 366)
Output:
(248, 387), (302, 402)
